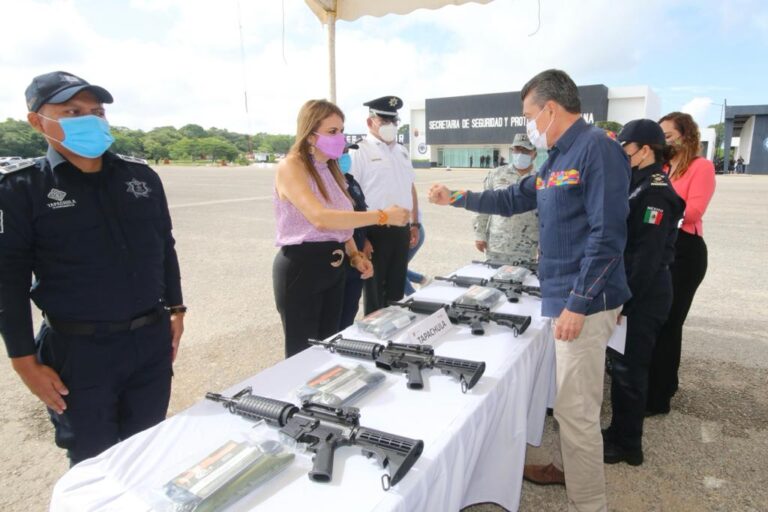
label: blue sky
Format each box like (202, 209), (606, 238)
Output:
(1, 0), (766, 134)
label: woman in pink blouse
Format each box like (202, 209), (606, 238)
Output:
(273, 99), (409, 357)
(646, 112), (716, 415)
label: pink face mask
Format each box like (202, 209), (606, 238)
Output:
(313, 132), (346, 159)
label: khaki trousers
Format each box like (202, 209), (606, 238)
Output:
(551, 307), (621, 512)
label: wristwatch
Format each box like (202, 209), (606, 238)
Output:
(410, 222), (421, 228)
(168, 305), (188, 314)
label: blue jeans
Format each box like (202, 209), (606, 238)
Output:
(404, 224), (426, 296)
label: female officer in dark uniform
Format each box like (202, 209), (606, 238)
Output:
(338, 143), (370, 329)
(603, 119), (686, 465)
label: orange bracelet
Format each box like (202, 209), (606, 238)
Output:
(377, 209), (388, 225)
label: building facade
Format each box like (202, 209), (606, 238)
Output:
(724, 104), (768, 174)
(409, 84), (660, 168)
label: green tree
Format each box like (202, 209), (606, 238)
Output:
(208, 127), (250, 153)
(0, 118), (47, 157)
(198, 137), (239, 161)
(143, 140), (169, 163)
(179, 123), (206, 138)
(145, 126), (182, 146)
(144, 126), (181, 161)
(595, 121), (623, 134)
(258, 133), (293, 154)
(169, 137), (202, 160)
(110, 126), (145, 156)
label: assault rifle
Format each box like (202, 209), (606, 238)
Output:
(391, 298), (531, 337)
(435, 274), (541, 302)
(206, 387), (423, 490)
(309, 335), (485, 393)
(472, 258), (539, 274)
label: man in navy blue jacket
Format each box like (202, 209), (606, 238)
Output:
(430, 69), (630, 512)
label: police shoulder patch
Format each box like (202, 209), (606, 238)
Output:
(0, 158), (44, 181)
(116, 154), (149, 166)
(0, 158), (39, 176)
(650, 173), (667, 187)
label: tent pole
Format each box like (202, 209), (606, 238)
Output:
(328, 11), (337, 103)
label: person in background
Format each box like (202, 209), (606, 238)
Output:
(338, 142), (371, 329)
(273, 99), (409, 357)
(349, 96), (420, 314)
(429, 69), (630, 512)
(604, 120), (685, 466)
(474, 133), (539, 265)
(646, 112), (716, 415)
(403, 215), (429, 296)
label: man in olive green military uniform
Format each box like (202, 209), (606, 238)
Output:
(473, 133), (539, 264)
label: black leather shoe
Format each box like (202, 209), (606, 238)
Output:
(604, 441), (643, 466)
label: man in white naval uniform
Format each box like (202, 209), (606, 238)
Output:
(349, 96), (419, 314)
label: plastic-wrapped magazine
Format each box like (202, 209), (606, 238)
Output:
(355, 306), (416, 339)
(454, 285), (504, 309)
(297, 364), (385, 406)
(492, 265), (532, 285)
(162, 439), (293, 512)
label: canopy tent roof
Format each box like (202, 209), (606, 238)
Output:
(304, 0), (494, 101)
(305, 0), (493, 23)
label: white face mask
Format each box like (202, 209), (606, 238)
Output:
(512, 153), (533, 170)
(377, 123), (397, 143)
(526, 108), (554, 150)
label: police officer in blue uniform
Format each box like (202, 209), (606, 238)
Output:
(0, 71), (185, 465)
(337, 142), (372, 329)
(603, 119), (685, 465)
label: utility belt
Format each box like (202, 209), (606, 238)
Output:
(280, 241), (347, 268)
(43, 307), (164, 336)
(368, 224), (411, 230)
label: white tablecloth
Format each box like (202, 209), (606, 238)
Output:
(51, 264), (556, 512)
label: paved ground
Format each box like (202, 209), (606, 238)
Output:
(0, 166), (766, 511)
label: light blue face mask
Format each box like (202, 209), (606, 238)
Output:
(38, 114), (115, 158)
(339, 153), (352, 174)
(512, 152), (533, 170)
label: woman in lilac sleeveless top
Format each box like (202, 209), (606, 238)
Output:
(273, 100), (410, 357)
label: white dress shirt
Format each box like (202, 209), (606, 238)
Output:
(349, 132), (415, 211)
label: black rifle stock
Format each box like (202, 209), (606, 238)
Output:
(309, 335), (485, 392)
(205, 387), (423, 490)
(391, 298), (532, 337)
(435, 274), (541, 303)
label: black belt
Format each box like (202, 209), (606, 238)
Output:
(43, 309), (163, 336)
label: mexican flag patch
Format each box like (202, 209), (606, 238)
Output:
(643, 207), (664, 225)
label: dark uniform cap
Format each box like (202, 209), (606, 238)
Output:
(618, 119), (666, 147)
(25, 71), (113, 112)
(363, 96), (403, 119)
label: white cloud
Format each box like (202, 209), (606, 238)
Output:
(680, 97), (717, 127)
(0, 0), (715, 136)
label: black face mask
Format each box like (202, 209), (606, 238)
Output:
(626, 149), (640, 171)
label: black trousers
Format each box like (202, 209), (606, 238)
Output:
(363, 225), (410, 315)
(35, 313), (173, 465)
(273, 241), (346, 358)
(607, 269), (672, 450)
(339, 272), (365, 330)
(647, 231), (708, 412)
